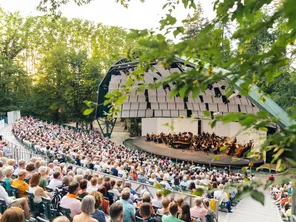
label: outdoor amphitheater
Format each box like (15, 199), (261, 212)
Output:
(0, 1), (295, 222)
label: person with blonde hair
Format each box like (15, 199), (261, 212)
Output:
(12, 170), (29, 197)
(73, 195), (97, 222)
(89, 191), (106, 222)
(52, 216), (70, 222)
(0, 207), (24, 222)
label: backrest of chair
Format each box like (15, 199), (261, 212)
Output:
(136, 216), (143, 222)
(59, 206), (72, 221)
(36, 216), (49, 222)
(11, 185), (19, 198)
(41, 197), (51, 219)
(0, 198), (7, 214)
(26, 191), (35, 210)
(192, 216), (202, 222)
(0, 181), (6, 190)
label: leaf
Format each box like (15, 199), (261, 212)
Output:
(250, 190), (265, 205)
(115, 95), (128, 105)
(182, 0), (189, 8)
(83, 100), (92, 107)
(161, 189), (171, 196)
(193, 188), (204, 196)
(154, 183), (162, 189)
(220, 145), (228, 151)
(272, 148), (285, 163)
(276, 159), (282, 172)
(212, 155), (220, 161)
(285, 157), (296, 166)
(83, 108), (94, 116)
(203, 110), (210, 117)
(241, 167), (248, 171)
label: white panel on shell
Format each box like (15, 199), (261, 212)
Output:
(179, 110), (187, 117)
(146, 109), (153, 117)
(149, 96), (157, 102)
(144, 74), (154, 83)
(138, 110), (146, 117)
(151, 103), (159, 109)
(209, 104), (218, 112)
(246, 98), (252, 105)
(159, 103), (168, 110)
(235, 97), (242, 104)
(229, 104), (239, 112)
(139, 103), (147, 109)
(246, 106), (253, 113)
(121, 110), (129, 117)
(119, 70), (126, 76)
(213, 97), (223, 104)
(122, 103), (131, 110)
(170, 68), (181, 73)
(158, 96), (166, 102)
(240, 105), (247, 113)
(229, 98), (236, 104)
(130, 110), (138, 117)
(176, 103), (185, 110)
(154, 110), (162, 117)
(168, 103), (176, 109)
(149, 90), (157, 95)
(204, 95), (213, 103)
(191, 111), (198, 118)
(166, 97), (175, 103)
(163, 110), (171, 117)
(129, 95), (138, 102)
(193, 103), (200, 111)
(131, 103), (139, 110)
(199, 104), (207, 111)
(157, 89), (166, 95)
(240, 97), (249, 105)
(186, 103), (193, 110)
(138, 96), (146, 102)
(252, 106), (260, 114)
(171, 110), (179, 117)
(218, 104), (228, 112)
(205, 89), (215, 96)
(175, 97), (184, 103)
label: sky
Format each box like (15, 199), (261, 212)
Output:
(0, 0), (215, 30)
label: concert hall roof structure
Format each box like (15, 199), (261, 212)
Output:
(96, 57), (293, 129)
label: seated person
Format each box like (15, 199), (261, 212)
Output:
(162, 202), (183, 222)
(190, 197), (208, 222)
(0, 169), (30, 220)
(60, 181), (82, 218)
(29, 172), (51, 203)
(12, 170), (29, 197)
(139, 202), (161, 222)
(157, 197), (170, 215)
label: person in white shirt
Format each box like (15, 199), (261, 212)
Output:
(152, 190), (163, 209)
(160, 177), (171, 190)
(214, 184), (232, 213)
(86, 177), (99, 193)
(13, 159), (26, 176)
(48, 171), (62, 190)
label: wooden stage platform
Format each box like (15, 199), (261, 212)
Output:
(132, 137), (264, 167)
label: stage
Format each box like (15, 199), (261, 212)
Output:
(131, 137), (264, 167)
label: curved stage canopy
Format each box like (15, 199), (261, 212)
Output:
(96, 57), (293, 138)
(132, 137), (264, 167)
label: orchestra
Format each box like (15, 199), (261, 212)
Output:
(145, 131), (253, 157)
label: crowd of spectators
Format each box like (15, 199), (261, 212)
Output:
(269, 176), (293, 221)
(145, 132), (253, 157)
(0, 117), (250, 221)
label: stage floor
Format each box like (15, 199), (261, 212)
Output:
(132, 137), (264, 167)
